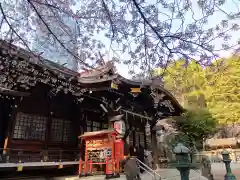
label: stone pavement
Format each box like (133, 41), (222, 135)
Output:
(213, 169), (240, 180)
(211, 162), (240, 180)
(48, 169), (207, 180)
(6, 162), (240, 180)
(155, 169), (207, 180)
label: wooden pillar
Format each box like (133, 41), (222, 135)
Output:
(44, 95), (53, 149)
(129, 115), (133, 144)
(0, 99), (4, 150)
(80, 110), (86, 133)
(70, 98), (80, 147)
(144, 130), (147, 149)
(132, 127), (136, 146)
(4, 97), (21, 152)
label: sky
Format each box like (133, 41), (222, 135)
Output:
(89, 0), (240, 78)
(1, 0), (239, 79)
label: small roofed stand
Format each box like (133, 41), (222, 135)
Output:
(78, 129), (124, 179)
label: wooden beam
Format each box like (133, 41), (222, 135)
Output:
(0, 87), (31, 97)
(44, 96), (52, 149)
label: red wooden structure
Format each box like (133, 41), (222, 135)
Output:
(78, 129), (124, 178)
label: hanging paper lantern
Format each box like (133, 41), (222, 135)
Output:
(114, 120), (126, 138)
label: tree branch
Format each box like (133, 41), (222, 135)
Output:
(31, 0), (99, 19)
(132, 0), (172, 53)
(27, 0), (94, 69)
(0, 3), (32, 52)
(101, 0), (115, 39)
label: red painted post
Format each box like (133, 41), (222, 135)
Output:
(89, 160), (93, 173)
(84, 159), (88, 175)
(84, 147), (88, 175)
(105, 157), (109, 175)
(116, 157), (119, 173)
(79, 158), (82, 175)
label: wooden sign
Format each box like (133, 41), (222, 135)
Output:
(86, 138), (111, 149)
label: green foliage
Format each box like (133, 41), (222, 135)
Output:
(204, 55), (240, 124)
(153, 55), (240, 147)
(155, 60), (207, 108)
(156, 55), (240, 125)
(165, 108), (217, 150)
(173, 109), (217, 142)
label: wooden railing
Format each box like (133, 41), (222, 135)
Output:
(0, 148), (80, 163)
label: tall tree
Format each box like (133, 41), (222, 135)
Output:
(171, 108), (217, 148)
(155, 55), (240, 126)
(154, 60), (207, 108)
(205, 55), (240, 124)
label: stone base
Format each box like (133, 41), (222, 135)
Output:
(224, 174), (237, 180)
(79, 173), (94, 178)
(105, 173), (120, 179)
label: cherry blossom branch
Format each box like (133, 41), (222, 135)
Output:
(165, 34), (219, 59)
(133, 0), (219, 62)
(101, 0), (115, 39)
(98, 51), (105, 65)
(27, 0), (94, 69)
(0, 3), (32, 52)
(132, 0), (172, 53)
(0, 16), (4, 29)
(31, 0), (100, 20)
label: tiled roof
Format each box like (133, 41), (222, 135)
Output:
(79, 128), (117, 138)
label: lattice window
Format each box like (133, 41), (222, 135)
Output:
(92, 121), (100, 131)
(63, 120), (72, 142)
(51, 118), (73, 142)
(139, 132), (145, 147)
(129, 132), (134, 143)
(13, 112), (47, 141)
(86, 120), (92, 132)
(135, 132), (140, 146)
(102, 123), (108, 129)
(51, 118), (64, 142)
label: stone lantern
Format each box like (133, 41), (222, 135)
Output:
(222, 150), (230, 161)
(172, 143), (191, 180)
(173, 143), (190, 162)
(222, 150), (236, 180)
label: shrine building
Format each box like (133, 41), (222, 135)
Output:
(0, 40), (183, 174)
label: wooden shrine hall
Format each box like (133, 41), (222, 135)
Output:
(0, 40), (183, 173)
